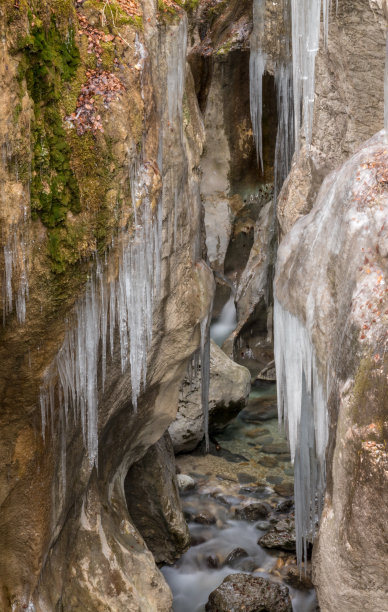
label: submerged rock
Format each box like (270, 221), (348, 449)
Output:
(224, 547), (249, 568)
(205, 573), (292, 612)
(169, 341), (251, 453)
(193, 511), (217, 525)
(284, 566), (314, 590)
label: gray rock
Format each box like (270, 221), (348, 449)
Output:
(277, 129), (388, 611)
(225, 547), (249, 568)
(205, 573), (292, 612)
(258, 518), (296, 552)
(235, 501), (271, 521)
(169, 340), (251, 453)
(193, 511), (217, 525)
(125, 433), (190, 564)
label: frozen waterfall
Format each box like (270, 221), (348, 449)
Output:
(274, 298), (328, 564)
(250, 0), (266, 172)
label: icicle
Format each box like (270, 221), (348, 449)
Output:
(200, 309), (212, 453)
(274, 297), (328, 565)
(2, 225), (29, 324)
(39, 158), (162, 469)
(291, 0), (322, 154)
(385, 34), (388, 139)
(250, 0), (266, 172)
(322, 0), (330, 48)
(274, 62), (294, 206)
(167, 17), (187, 123)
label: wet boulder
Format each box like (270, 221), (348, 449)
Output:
(205, 573), (292, 612)
(235, 501), (271, 521)
(224, 547), (249, 568)
(258, 518), (296, 552)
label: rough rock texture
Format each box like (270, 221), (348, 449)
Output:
(205, 573), (292, 612)
(277, 0), (387, 236)
(125, 432), (189, 565)
(169, 340), (251, 453)
(259, 518), (296, 552)
(0, 1), (214, 610)
(275, 132), (388, 611)
(232, 200), (275, 368)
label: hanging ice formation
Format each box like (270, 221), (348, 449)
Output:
(291, 0), (332, 155)
(274, 298), (328, 564)
(167, 18), (187, 125)
(385, 34), (388, 138)
(2, 223), (29, 325)
(250, 0), (266, 172)
(274, 0), (294, 207)
(39, 19), (192, 476)
(40, 160), (162, 471)
(1, 133), (30, 325)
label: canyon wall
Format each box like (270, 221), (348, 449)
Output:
(0, 0), (214, 609)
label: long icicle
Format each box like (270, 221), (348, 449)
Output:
(250, 0), (266, 172)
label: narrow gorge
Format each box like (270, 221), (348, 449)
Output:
(0, 0), (387, 611)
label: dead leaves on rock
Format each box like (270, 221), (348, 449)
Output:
(66, 70), (125, 135)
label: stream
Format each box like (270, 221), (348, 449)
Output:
(163, 384), (319, 611)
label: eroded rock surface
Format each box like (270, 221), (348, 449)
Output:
(205, 573), (292, 612)
(0, 1), (214, 609)
(275, 132), (388, 611)
(125, 432), (190, 565)
(169, 340), (251, 453)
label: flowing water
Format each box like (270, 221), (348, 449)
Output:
(210, 296), (237, 347)
(163, 384), (319, 611)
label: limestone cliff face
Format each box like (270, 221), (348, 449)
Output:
(0, 0), (214, 610)
(275, 131), (388, 610)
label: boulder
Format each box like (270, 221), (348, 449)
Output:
(235, 501), (271, 521)
(259, 518), (296, 552)
(205, 574), (292, 612)
(125, 433), (190, 565)
(169, 340), (251, 453)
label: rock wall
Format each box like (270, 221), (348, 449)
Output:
(275, 131), (388, 610)
(272, 1), (387, 606)
(0, 0), (214, 609)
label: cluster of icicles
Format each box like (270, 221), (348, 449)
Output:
(250, 0), (337, 172)
(40, 160), (162, 473)
(248, 0), (329, 565)
(250, 0), (387, 565)
(274, 299), (328, 564)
